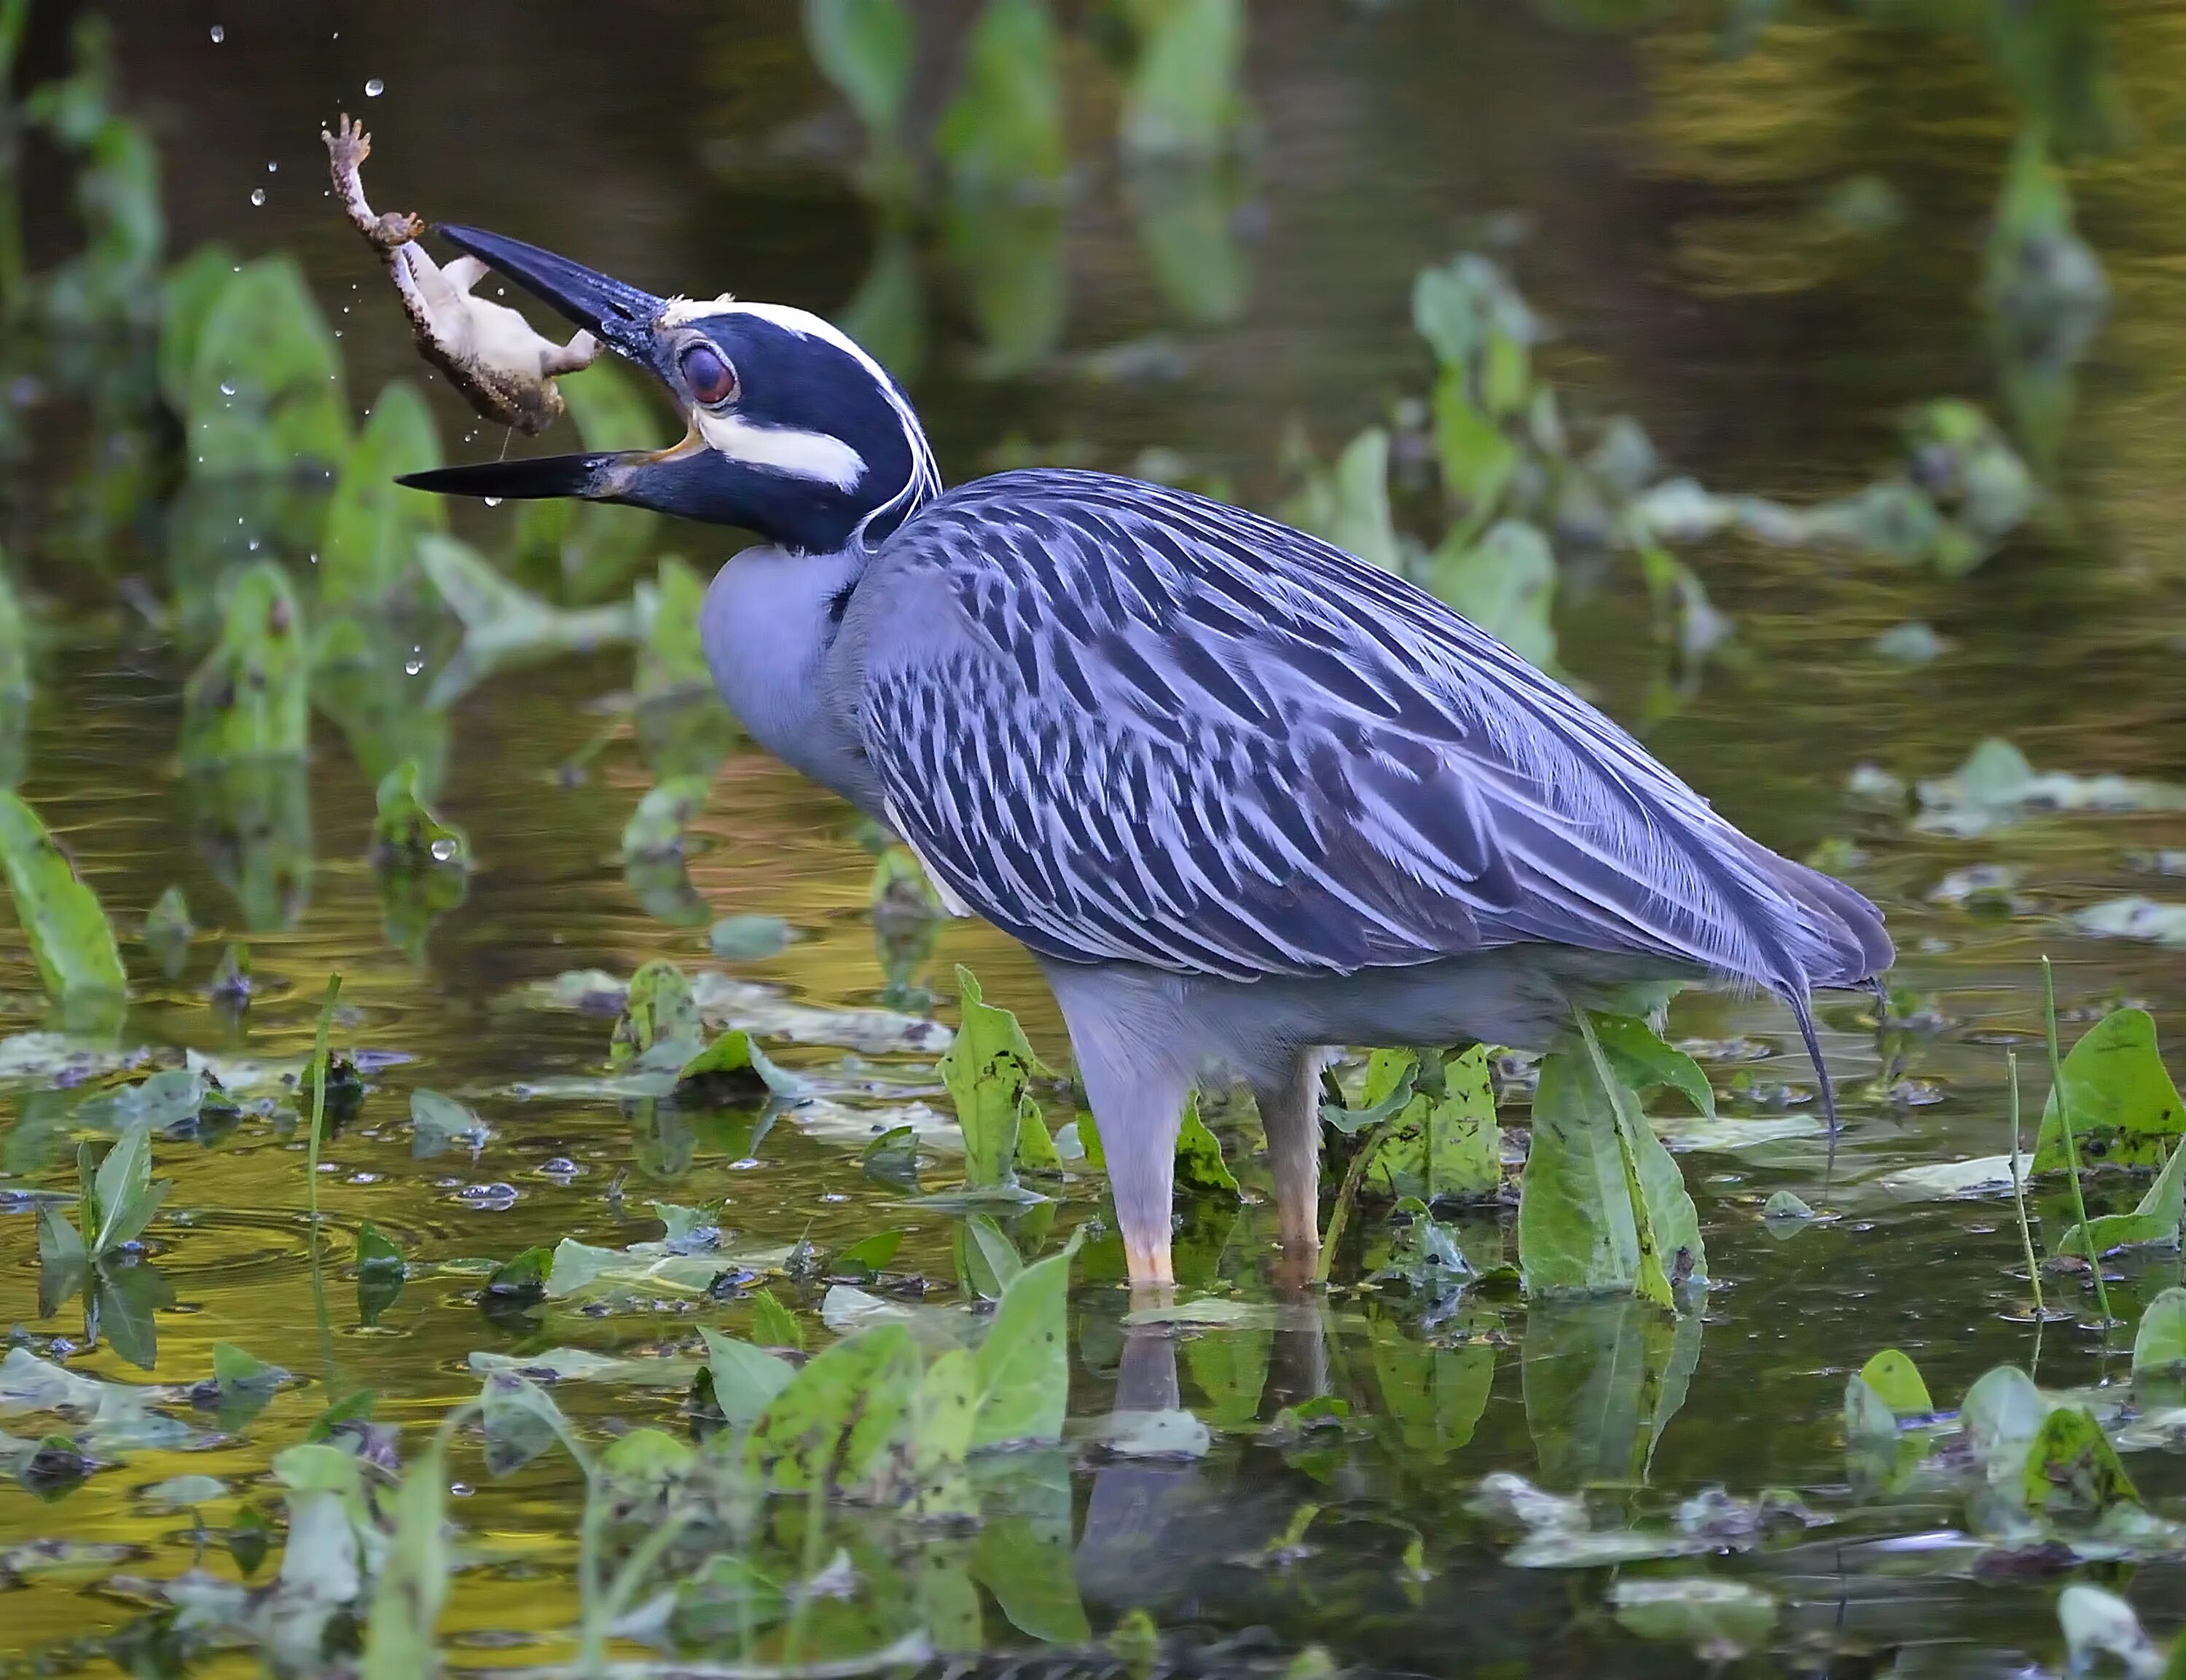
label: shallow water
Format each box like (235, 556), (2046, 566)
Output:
(7, 1), (2186, 1673)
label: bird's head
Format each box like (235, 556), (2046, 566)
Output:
(399, 225), (939, 554)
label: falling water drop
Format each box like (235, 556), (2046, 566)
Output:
(249, 187), (266, 206)
(218, 381), (236, 397)
(208, 23), (224, 42)
(267, 160), (278, 173)
(482, 496), (504, 509)
(429, 839), (459, 863)
(404, 648), (425, 676)
(364, 77), (385, 98)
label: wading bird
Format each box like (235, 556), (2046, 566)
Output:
(402, 227), (1892, 1290)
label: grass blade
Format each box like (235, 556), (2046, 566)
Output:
(2045, 957), (2112, 1330)
(2008, 1050), (2043, 1319)
(306, 973), (343, 1225)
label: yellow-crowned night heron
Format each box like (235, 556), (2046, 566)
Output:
(404, 227), (1893, 1290)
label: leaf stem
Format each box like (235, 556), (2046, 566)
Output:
(1317, 1114), (1395, 1286)
(2044, 957), (2112, 1332)
(2007, 1050), (2043, 1320)
(305, 973), (342, 1226)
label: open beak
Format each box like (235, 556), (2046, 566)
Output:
(394, 224), (683, 504)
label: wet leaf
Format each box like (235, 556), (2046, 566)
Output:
(370, 760), (469, 874)
(939, 966), (1046, 1190)
(1609, 1577), (1776, 1660)
(158, 241), (240, 416)
(744, 1322), (920, 1493)
(356, 1222), (404, 1273)
(93, 1260), (171, 1370)
(542, 1237), (725, 1301)
(1761, 1190), (1814, 1221)
(2024, 1406), (2138, 1518)
(960, 1212), (1022, 1300)
(835, 1229), (904, 1276)
(1089, 1408), (1210, 1459)
(2056, 1135), (2186, 1257)
(708, 914), (792, 961)
(90, 1127), (170, 1254)
(485, 1247), (550, 1298)
(611, 960), (701, 1067)
(1367, 1316), (1492, 1464)
(2031, 1008), (2185, 1171)
(699, 1328), (795, 1429)
(751, 1288), (804, 1351)
(181, 563), (309, 767)
(1857, 1349), (1932, 1417)
(410, 1090), (490, 1158)
(1916, 738), (2186, 838)
(1174, 1094), (1238, 1198)
(0, 793), (125, 998)
(141, 1472), (228, 1509)
(1963, 1365), (2048, 1476)
(970, 1232), (1079, 1448)
(675, 1028), (797, 1099)
(323, 380), (443, 608)
(1363, 1045), (1500, 1202)
(2071, 897), (2186, 947)
(479, 1372), (581, 1476)
(1591, 1016), (1717, 1118)
(2134, 1287), (2186, 1373)
(470, 1347), (696, 1386)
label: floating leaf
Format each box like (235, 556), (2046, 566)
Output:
(2031, 1008), (2186, 1171)
(180, 563), (309, 767)
(0, 793), (125, 998)
(1761, 1190), (1814, 1221)
(834, 1229), (905, 1276)
(2056, 1585), (2158, 1678)
(708, 914), (792, 961)
(356, 1222), (404, 1273)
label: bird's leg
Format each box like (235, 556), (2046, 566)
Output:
(1063, 1034), (1188, 1292)
(1255, 1047), (1328, 1291)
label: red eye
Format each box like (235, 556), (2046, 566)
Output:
(681, 343), (737, 406)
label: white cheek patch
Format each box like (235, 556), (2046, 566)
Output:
(693, 407), (866, 492)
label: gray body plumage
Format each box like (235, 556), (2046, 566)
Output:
(706, 469), (1891, 1275)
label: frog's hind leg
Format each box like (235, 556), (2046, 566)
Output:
(539, 330), (600, 375)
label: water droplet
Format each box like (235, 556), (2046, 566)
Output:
(364, 76), (385, 97)
(429, 838), (459, 863)
(218, 381), (236, 397)
(482, 495), (504, 509)
(246, 538), (260, 552)
(208, 23), (224, 42)
(249, 187), (265, 206)
(404, 649), (425, 676)
(267, 160), (278, 173)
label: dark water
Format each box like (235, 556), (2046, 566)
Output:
(6, 1), (2186, 1673)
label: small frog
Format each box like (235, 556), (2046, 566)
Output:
(323, 115), (598, 434)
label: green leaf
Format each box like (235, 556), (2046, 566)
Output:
(93, 1261), (171, 1370)
(802, 0), (914, 137)
(2135, 1287), (2186, 1374)
(750, 1287), (804, 1351)
(620, 778), (710, 864)
(0, 793), (125, 997)
(969, 1232), (1078, 1448)
(939, 966), (1047, 1190)
(2023, 1405), (2138, 1518)
(180, 564), (310, 767)
(936, 0), (1067, 188)
(322, 380), (444, 608)
(157, 241), (240, 416)
(1119, 0), (1245, 160)
(356, 1222), (405, 1273)
(1363, 1045), (1500, 1202)
(360, 1430), (450, 1680)
(2031, 1008), (2186, 1171)
(479, 1372), (584, 1477)
(485, 1247), (551, 1298)
(611, 959), (700, 1067)
(35, 1201), (82, 1271)
(743, 1322), (920, 1492)
(91, 1128), (168, 1254)
(417, 533), (639, 698)
(186, 254), (349, 476)
(140, 884), (192, 976)
(698, 1328), (795, 1430)
(2056, 1134), (2186, 1257)
(410, 1090), (488, 1159)
(1522, 1298), (1699, 1487)
(210, 1342), (278, 1389)
(1588, 1014), (1716, 1118)
(370, 761), (470, 874)
(708, 914), (792, 961)
(634, 557), (714, 702)
(1367, 1315), (1493, 1464)
(1856, 1349), (1933, 1418)
(1015, 1099), (1063, 1173)
(1762, 1190), (1814, 1221)
(960, 1213), (1022, 1300)
(1430, 520), (1559, 673)
(675, 1029), (797, 1099)
(834, 1229), (904, 1276)
(1432, 372), (1516, 517)
(1174, 1094), (1239, 1198)
(509, 360), (663, 601)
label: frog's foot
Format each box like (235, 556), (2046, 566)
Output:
(324, 114), (421, 251)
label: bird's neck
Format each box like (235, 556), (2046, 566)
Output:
(699, 543), (883, 812)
